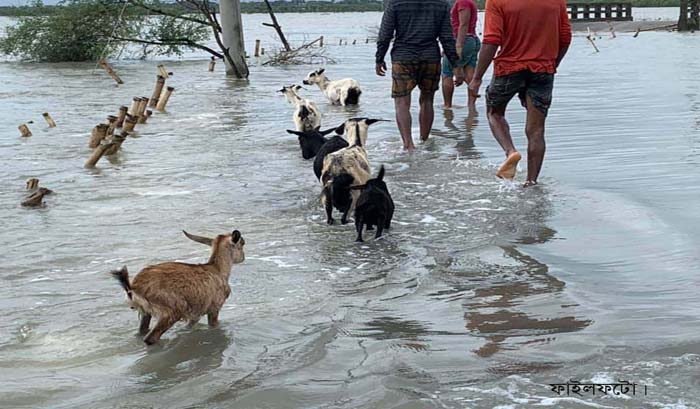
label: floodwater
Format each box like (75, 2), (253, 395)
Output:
(1, 9), (700, 409)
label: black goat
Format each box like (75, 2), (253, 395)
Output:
(313, 132), (349, 180)
(287, 127), (337, 160)
(353, 165), (395, 242)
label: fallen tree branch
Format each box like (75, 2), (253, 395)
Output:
(111, 36), (224, 58)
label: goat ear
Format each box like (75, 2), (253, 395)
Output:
(231, 230), (242, 244)
(320, 127), (336, 136)
(183, 230), (213, 247)
(317, 68), (325, 75)
(295, 85), (303, 90)
(334, 123), (346, 135)
(377, 165), (386, 181)
(287, 130), (303, 136)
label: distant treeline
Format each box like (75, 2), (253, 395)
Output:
(0, 0), (683, 17)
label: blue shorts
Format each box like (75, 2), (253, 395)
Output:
(442, 36), (481, 77)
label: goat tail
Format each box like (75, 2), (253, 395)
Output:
(345, 87), (361, 105)
(111, 266), (133, 300)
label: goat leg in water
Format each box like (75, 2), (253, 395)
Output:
(139, 313), (152, 335)
(325, 192), (335, 225)
(355, 216), (365, 242)
(375, 217), (386, 240)
(341, 209), (350, 225)
(144, 316), (177, 345)
(208, 311), (220, 327)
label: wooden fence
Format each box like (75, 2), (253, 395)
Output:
(568, 3), (633, 22)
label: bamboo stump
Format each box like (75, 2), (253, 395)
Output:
(122, 116), (137, 133)
(255, 40), (261, 57)
(208, 57), (216, 72)
(42, 113), (57, 128)
(99, 59), (124, 85)
(157, 64), (170, 79)
(19, 124), (32, 137)
(149, 76), (166, 108)
(104, 132), (128, 156)
(85, 143), (115, 168)
(106, 115), (118, 135)
(156, 87), (174, 112)
(319, 36), (324, 47)
(129, 97), (141, 116)
(89, 124), (110, 149)
(26, 178), (39, 191)
(138, 110), (152, 124)
(116, 106), (129, 128)
(22, 187), (53, 207)
(137, 97), (149, 119)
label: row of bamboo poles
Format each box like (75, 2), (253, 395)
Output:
(251, 36), (376, 57)
(18, 62), (177, 208)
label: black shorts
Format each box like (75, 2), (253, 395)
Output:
(486, 71), (555, 116)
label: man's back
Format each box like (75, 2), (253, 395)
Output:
(483, 0), (571, 76)
(376, 0), (456, 64)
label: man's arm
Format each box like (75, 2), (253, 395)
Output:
(438, 6), (460, 68)
(375, 1), (395, 68)
(557, 2), (572, 68)
(468, 0), (502, 95)
(455, 7), (472, 58)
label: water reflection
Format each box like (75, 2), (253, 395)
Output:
(131, 327), (231, 388)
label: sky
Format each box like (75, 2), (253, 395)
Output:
(0, 0), (332, 5)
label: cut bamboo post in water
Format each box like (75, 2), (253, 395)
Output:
(116, 106), (128, 128)
(255, 39), (261, 57)
(586, 27), (600, 53)
(104, 132), (128, 156)
(98, 59), (124, 85)
(89, 124), (110, 149)
(42, 112), (57, 128)
(208, 57), (216, 72)
(319, 36), (324, 47)
(19, 124), (32, 137)
(608, 22), (616, 38)
(129, 97), (141, 116)
(26, 178), (39, 191)
(137, 97), (149, 118)
(106, 115), (118, 135)
(138, 110), (152, 124)
(85, 143), (114, 168)
(156, 86), (174, 112)
(157, 64), (170, 79)
(122, 116), (137, 133)
(21, 187), (53, 207)
(149, 76), (165, 108)
(353, 39), (357, 45)
(633, 28), (641, 38)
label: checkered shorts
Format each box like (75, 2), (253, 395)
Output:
(391, 61), (441, 98)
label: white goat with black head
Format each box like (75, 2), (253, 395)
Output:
(278, 85), (322, 132)
(319, 118), (386, 225)
(303, 69), (362, 106)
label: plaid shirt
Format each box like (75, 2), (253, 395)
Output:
(376, 0), (459, 65)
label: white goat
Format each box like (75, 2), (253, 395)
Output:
(303, 69), (362, 106)
(278, 85), (322, 132)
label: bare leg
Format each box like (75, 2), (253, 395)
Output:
(465, 66), (477, 113)
(419, 91), (435, 142)
(394, 95), (414, 150)
(144, 316), (177, 345)
(207, 310), (220, 327)
(442, 76), (454, 108)
(524, 96), (547, 186)
(139, 313), (152, 335)
(487, 105), (521, 179)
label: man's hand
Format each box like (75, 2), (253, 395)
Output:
(453, 67), (465, 87)
(468, 77), (483, 98)
(376, 62), (387, 77)
(456, 45), (463, 60)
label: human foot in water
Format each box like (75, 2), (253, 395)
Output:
(496, 152), (522, 180)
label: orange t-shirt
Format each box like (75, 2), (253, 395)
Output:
(483, 0), (572, 77)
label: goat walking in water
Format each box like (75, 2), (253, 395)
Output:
(303, 69), (362, 106)
(353, 165), (395, 242)
(279, 85), (322, 132)
(111, 230), (246, 345)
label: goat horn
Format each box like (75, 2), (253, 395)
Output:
(182, 230), (213, 246)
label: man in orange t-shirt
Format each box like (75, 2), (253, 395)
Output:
(468, 0), (571, 187)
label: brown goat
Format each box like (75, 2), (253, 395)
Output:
(111, 230), (246, 345)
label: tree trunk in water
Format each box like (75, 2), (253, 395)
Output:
(220, 0), (250, 78)
(679, 0), (689, 31)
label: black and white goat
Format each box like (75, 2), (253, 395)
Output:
(353, 165), (395, 242)
(303, 69), (362, 106)
(278, 85), (321, 132)
(319, 118), (385, 225)
(286, 127), (338, 160)
(313, 132), (349, 180)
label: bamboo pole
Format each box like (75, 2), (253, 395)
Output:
(156, 87), (174, 112)
(42, 112), (57, 128)
(586, 27), (600, 53)
(319, 36), (324, 47)
(122, 115), (137, 133)
(21, 187), (53, 207)
(104, 132), (128, 156)
(106, 115), (118, 136)
(352, 39), (357, 45)
(85, 143), (114, 168)
(261, 48), (265, 55)
(208, 57), (216, 72)
(26, 178), (39, 191)
(129, 97), (141, 116)
(98, 59), (124, 85)
(157, 64), (170, 79)
(137, 97), (149, 117)
(149, 76), (166, 108)
(19, 124), (32, 137)
(633, 28), (641, 38)
(116, 106), (128, 128)
(89, 124), (110, 149)
(138, 110), (152, 124)
(608, 22), (617, 38)
(255, 39), (261, 57)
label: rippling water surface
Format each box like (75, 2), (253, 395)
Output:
(1, 10), (699, 409)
